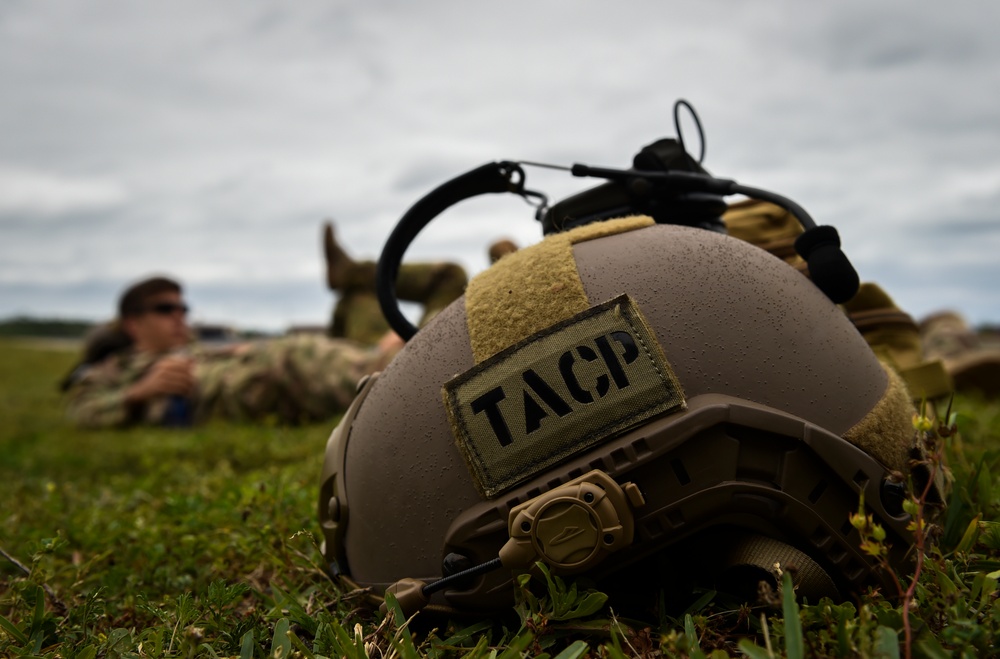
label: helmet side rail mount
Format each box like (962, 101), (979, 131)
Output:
(371, 395), (917, 617)
(382, 470), (646, 616)
(377, 103), (860, 340)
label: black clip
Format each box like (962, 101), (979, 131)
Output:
(498, 160), (549, 220)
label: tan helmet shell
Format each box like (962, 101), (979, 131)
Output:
(320, 221), (917, 612)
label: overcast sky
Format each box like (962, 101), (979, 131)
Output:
(2, 1), (998, 331)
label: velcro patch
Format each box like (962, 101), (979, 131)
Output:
(443, 295), (685, 498)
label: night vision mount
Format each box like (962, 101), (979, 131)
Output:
(378, 100), (860, 340)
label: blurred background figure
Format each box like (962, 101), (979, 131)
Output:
(63, 276), (402, 429)
(921, 311), (1000, 398)
(721, 199), (1000, 404)
(324, 220), (468, 345)
(323, 220), (518, 344)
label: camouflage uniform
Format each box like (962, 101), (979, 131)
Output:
(66, 334), (392, 429)
(920, 311), (1000, 397)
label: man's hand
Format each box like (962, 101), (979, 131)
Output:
(124, 356), (195, 404)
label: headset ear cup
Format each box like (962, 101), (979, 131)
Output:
(795, 226), (860, 303)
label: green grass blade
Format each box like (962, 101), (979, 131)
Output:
(781, 572), (804, 659)
(438, 619), (494, 647)
(496, 629), (534, 659)
(75, 646), (97, 659)
(683, 589), (717, 616)
(684, 613), (705, 656)
(270, 618), (291, 659)
(914, 634), (952, 659)
(956, 513), (983, 553)
(737, 639), (773, 659)
(240, 630), (255, 659)
(552, 639), (589, 659)
(0, 612), (29, 645)
(874, 626), (900, 659)
(385, 592), (419, 659)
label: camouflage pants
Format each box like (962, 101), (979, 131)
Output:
(330, 261), (468, 345)
(194, 334), (384, 424)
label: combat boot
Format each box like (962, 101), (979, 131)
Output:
(921, 311), (1000, 397)
(323, 220), (357, 291)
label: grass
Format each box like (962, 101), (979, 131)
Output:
(1, 337), (1000, 658)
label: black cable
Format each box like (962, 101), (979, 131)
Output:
(377, 162), (518, 340)
(567, 163), (857, 301)
(673, 99), (706, 164)
(421, 557), (504, 597)
(379, 148), (854, 339)
(728, 184), (817, 231)
(568, 164), (818, 232)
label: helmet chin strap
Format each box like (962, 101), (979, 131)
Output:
(382, 470), (645, 617)
(715, 534), (841, 603)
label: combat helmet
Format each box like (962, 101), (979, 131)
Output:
(319, 103), (929, 615)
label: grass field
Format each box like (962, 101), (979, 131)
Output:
(2, 338), (1000, 658)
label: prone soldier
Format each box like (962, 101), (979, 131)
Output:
(63, 276), (404, 429)
(66, 223), (518, 429)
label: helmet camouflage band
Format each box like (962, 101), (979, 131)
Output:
(319, 216), (922, 614)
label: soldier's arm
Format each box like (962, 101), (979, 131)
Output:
(65, 361), (145, 429)
(124, 357), (195, 403)
(65, 355), (194, 429)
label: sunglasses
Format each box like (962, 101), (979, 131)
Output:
(145, 302), (190, 316)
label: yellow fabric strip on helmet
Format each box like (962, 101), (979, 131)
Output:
(842, 362), (915, 473)
(465, 215), (655, 364)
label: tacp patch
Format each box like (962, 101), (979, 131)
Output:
(443, 295), (686, 498)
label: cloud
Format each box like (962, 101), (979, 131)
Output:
(0, 0), (998, 330)
(803, 3), (1000, 71)
(0, 166), (127, 217)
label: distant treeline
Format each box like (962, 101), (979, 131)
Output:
(0, 316), (95, 338)
(0, 316), (279, 341)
